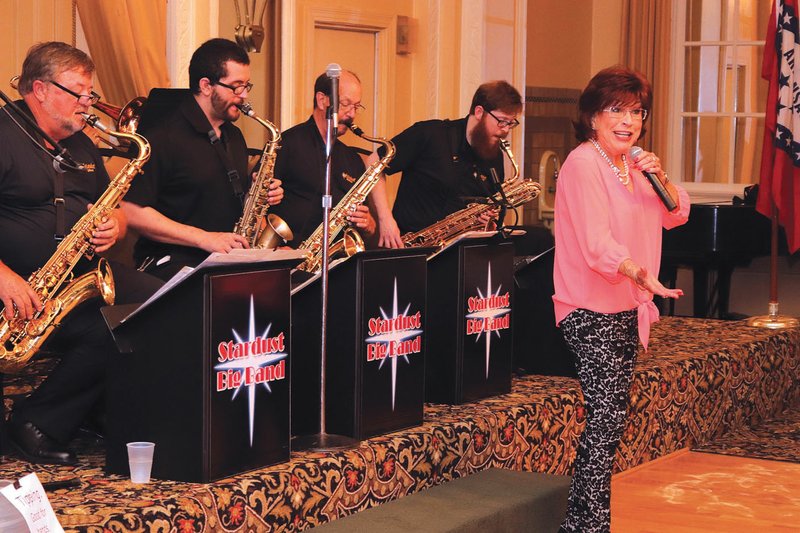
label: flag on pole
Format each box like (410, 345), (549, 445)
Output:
(758, 0), (800, 254)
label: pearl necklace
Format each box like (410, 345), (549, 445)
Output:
(589, 138), (630, 186)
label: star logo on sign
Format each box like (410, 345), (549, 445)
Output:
(365, 278), (422, 409)
(465, 262), (510, 378)
(214, 295), (287, 446)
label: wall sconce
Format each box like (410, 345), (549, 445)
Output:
(234, 0), (267, 53)
(397, 15), (415, 55)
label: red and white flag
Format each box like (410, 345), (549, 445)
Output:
(758, 0), (800, 253)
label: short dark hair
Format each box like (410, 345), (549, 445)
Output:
(574, 65), (652, 143)
(189, 38), (250, 94)
(469, 80), (522, 115)
(312, 69), (361, 107)
(18, 41), (94, 96)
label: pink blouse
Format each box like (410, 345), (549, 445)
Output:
(552, 142), (690, 349)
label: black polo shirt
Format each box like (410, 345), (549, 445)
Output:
(125, 94), (250, 267)
(379, 117), (504, 233)
(271, 116), (367, 247)
(0, 100), (110, 277)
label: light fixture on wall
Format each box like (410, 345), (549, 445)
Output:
(234, 0), (267, 53)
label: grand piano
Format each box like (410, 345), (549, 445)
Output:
(659, 203), (774, 319)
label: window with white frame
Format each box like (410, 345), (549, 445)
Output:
(668, 0), (770, 198)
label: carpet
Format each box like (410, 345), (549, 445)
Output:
(693, 405), (800, 463)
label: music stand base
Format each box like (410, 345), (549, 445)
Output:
(292, 432), (359, 452)
(746, 314), (800, 329)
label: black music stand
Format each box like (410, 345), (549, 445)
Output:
(291, 248), (429, 441)
(102, 249), (304, 482)
(425, 232), (515, 404)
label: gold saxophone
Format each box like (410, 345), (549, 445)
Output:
(0, 112), (150, 373)
(401, 139), (540, 249)
(234, 102), (293, 248)
(297, 124), (395, 273)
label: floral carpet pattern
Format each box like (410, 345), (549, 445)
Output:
(693, 404), (800, 463)
(0, 317), (797, 532)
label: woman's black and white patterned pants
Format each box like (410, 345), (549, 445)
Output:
(558, 308), (639, 533)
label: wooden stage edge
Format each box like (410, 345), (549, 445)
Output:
(0, 316), (797, 532)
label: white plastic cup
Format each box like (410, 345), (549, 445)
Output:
(126, 442), (155, 484)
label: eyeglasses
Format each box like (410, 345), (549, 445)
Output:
(487, 110), (520, 129)
(49, 80), (101, 106)
(340, 100), (366, 113)
(215, 80), (254, 95)
(602, 106), (648, 121)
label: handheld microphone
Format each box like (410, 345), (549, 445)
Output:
(326, 63), (341, 132)
(629, 146), (677, 212)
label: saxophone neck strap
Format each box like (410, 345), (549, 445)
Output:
(208, 128), (245, 206)
(53, 171), (65, 241)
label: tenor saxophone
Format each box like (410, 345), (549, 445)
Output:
(234, 102), (293, 248)
(0, 113), (150, 373)
(401, 139), (540, 249)
(296, 124), (396, 273)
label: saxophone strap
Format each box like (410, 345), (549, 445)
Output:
(208, 129), (245, 206)
(53, 171), (65, 241)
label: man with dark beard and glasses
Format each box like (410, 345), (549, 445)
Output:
(269, 69), (376, 248)
(122, 38), (284, 280)
(370, 80), (522, 248)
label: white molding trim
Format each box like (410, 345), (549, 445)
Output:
(666, 0), (684, 184)
(280, 0), (296, 129)
(166, 0), (219, 88)
(460, 0), (485, 115)
(513, 0), (527, 178)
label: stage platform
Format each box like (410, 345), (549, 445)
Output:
(1, 317), (798, 532)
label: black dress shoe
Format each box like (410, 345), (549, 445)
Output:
(7, 420), (77, 465)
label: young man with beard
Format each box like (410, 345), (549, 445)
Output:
(122, 38), (283, 280)
(371, 80), (523, 248)
(269, 69), (375, 248)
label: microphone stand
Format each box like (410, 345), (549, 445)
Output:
(489, 168), (511, 237)
(292, 96), (357, 452)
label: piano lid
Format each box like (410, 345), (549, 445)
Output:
(662, 203), (771, 257)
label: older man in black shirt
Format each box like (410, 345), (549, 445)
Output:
(270, 69), (375, 248)
(372, 80), (522, 247)
(0, 42), (161, 464)
(122, 38), (284, 280)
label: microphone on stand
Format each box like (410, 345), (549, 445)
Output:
(326, 63), (341, 133)
(629, 146), (677, 212)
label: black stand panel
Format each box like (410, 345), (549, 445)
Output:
(426, 238), (515, 404)
(292, 248), (428, 441)
(512, 248), (576, 377)
(104, 259), (296, 482)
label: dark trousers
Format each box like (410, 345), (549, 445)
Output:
(12, 261), (162, 443)
(558, 308), (638, 533)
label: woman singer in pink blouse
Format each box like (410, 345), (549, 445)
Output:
(553, 66), (689, 533)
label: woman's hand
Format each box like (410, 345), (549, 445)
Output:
(619, 258), (682, 299)
(630, 149), (667, 186)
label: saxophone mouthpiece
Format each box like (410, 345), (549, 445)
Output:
(237, 102), (256, 117)
(348, 124), (364, 137)
(81, 113), (110, 133)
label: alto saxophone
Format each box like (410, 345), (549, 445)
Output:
(296, 124), (396, 273)
(234, 103), (293, 248)
(401, 139), (540, 249)
(0, 113), (150, 373)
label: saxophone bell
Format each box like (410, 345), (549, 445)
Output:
(254, 213), (294, 249)
(328, 227), (365, 260)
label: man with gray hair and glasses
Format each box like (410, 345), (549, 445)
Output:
(0, 41), (161, 464)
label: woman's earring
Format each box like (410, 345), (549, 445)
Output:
(591, 121), (596, 130)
